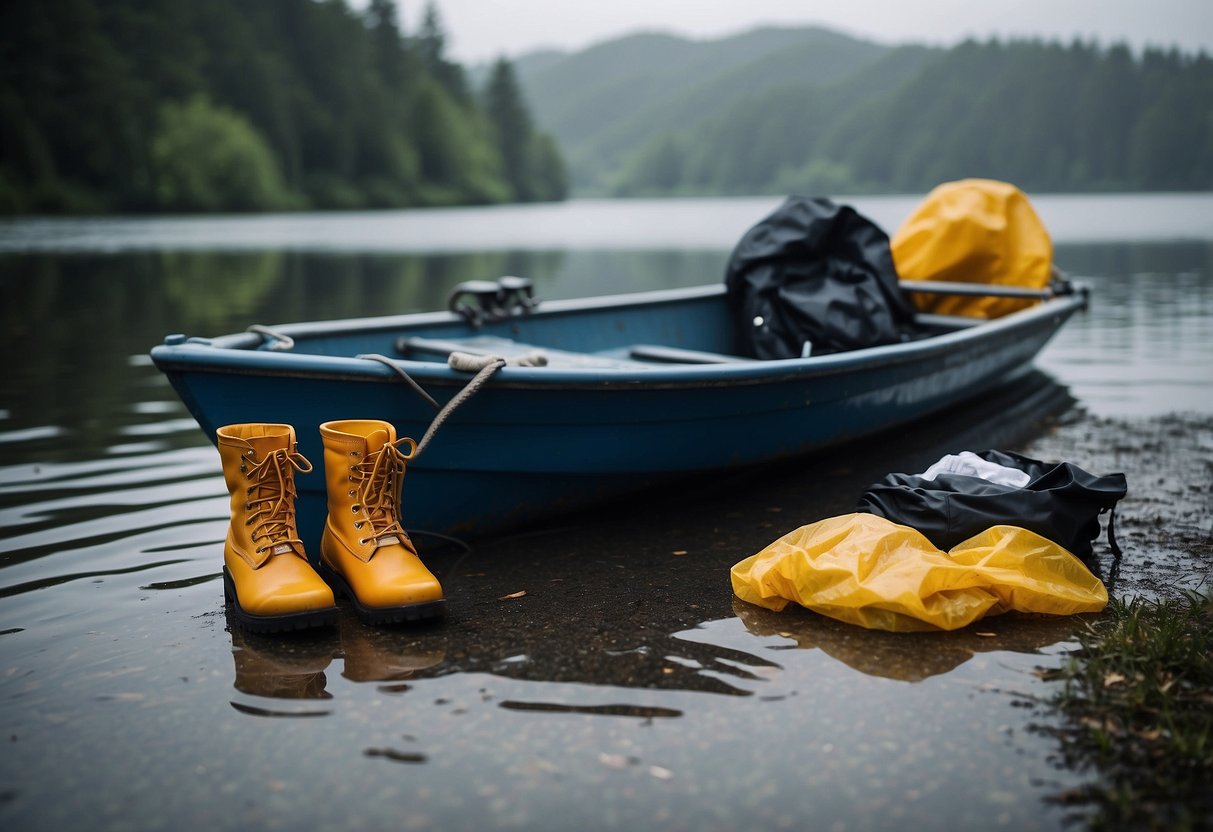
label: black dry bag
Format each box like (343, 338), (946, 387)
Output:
(857, 450), (1127, 563)
(724, 196), (918, 359)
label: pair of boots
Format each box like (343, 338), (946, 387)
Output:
(217, 419), (444, 633)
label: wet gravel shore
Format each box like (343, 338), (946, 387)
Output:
(1020, 411), (1212, 601)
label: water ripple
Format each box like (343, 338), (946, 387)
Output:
(0, 559), (192, 599)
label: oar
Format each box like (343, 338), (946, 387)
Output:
(898, 280), (1058, 300)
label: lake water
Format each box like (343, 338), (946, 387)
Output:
(1, 195), (1211, 831)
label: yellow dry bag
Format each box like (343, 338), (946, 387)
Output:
(731, 513), (1107, 632)
(891, 179), (1053, 319)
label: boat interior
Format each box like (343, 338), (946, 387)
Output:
(240, 277), (1065, 371)
(389, 279), (998, 369)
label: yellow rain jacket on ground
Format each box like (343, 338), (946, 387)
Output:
(891, 178), (1053, 319)
(731, 513), (1107, 632)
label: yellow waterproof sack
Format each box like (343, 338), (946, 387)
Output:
(731, 513), (1107, 632)
(891, 179), (1053, 319)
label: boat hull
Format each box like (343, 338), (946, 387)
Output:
(152, 285), (1084, 544)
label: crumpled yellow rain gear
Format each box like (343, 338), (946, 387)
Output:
(891, 178), (1053, 319)
(731, 513), (1107, 632)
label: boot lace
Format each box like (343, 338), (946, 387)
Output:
(351, 438), (416, 549)
(245, 447), (313, 556)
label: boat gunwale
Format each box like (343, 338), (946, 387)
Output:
(150, 284), (1086, 392)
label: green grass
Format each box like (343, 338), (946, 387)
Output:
(1042, 592), (1213, 830)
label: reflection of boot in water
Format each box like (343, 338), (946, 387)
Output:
(228, 610), (339, 699)
(338, 615), (445, 684)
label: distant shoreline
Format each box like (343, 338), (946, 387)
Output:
(3, 193), (1212, 254)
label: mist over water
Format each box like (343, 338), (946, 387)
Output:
(3, 192), (1212, 253)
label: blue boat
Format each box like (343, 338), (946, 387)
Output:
(151, 277), (1086, 546)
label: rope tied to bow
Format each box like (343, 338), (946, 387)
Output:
(359, 350), (546, 457)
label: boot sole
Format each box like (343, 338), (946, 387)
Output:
(317, 562), (446, 625)
(222, 567), (339, 634)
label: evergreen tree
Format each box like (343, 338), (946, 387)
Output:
(416, 2), (469, 102)
(483, 57), (566, 201)
(365, 0), (409, 87)
(484, 58), (535, 200)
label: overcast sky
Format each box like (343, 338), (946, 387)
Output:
(390, 0), (1213, 64)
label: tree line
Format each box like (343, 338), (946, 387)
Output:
(0, 0), (567, 214)
(609, 39), (1213, 196)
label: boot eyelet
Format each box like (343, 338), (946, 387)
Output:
(354, 521), (363, 529)
(359, 538), (368, 545)
(347, 490), (356, 497)
(244, 503), (251, 510)
(351, 505), (360, 513)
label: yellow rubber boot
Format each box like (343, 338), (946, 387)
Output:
(317, 420), (445, 624)
(217, 423), (338, 633)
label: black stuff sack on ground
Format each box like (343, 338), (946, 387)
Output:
(857, 449), (1127, 563)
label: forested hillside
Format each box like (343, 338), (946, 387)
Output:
(0, 0), (567, 215)
(517, 31), (1213, 195)
(513, 26), (897, 193)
